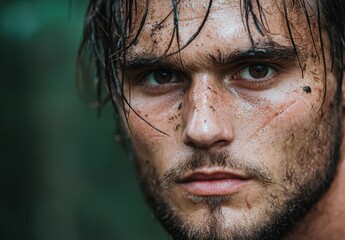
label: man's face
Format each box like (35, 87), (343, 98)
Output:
(121, 0), (340, 239)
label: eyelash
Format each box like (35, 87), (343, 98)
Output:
(142, 70), (183, 85)
(231, 64), (278, 86)
(133, 69), (186, 95)
(132, 63), (280, 93)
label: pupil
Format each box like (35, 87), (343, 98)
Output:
(154, 70), (172, 84)
(249, 65), (269, 78)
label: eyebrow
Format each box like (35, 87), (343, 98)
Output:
(125, 44), (298, 71)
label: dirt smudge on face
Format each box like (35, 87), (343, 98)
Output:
(174, 124), (180, 131)
(169, 115), (179, 121)
(209, 105), (216, 112)
(178, 102), (182, 110)
(207, 86), (218, 94)
(303, 86), (312, 93)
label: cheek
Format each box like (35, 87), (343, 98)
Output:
(124, 84), (185, 141)
(231, 86), (320, 173)
(125, 106), (182, 179)
(127, 112), (167, 156)
(238, 75), (324, 138)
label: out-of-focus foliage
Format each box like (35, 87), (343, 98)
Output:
(0, 1), (167, 239)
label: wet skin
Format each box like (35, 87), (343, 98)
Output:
(118, 0), (343, 239)
(288, 154), (345, 239)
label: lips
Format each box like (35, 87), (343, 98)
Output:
(178, 171), (250, 196)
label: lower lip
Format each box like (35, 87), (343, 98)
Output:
(181, 179), (249, 196)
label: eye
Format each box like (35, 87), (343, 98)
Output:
(239, 64), (275, 81)
(143, 69), (182, 86)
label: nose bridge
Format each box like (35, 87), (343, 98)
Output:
(190, 76), (218, 121)
(182, 74), (233, 149)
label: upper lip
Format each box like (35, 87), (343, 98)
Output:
(178, 169), (249, 183)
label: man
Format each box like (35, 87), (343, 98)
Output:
(78, 0), (345, 239)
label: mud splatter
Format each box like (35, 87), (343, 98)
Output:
(207, 86), (217, 94)
(178, 102), (182, 110)
(209, 105), (216, 112)
(303, 86), (312, 93)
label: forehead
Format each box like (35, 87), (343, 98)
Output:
(127, 0), (311, 60)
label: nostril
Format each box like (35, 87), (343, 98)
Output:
(212, 139), (231, 148)
(185, 141), (197, 148)
(190, 139), (231, 149)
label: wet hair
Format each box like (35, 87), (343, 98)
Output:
(77, 0), (345, 122)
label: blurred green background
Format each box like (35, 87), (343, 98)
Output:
(0, 1), (167, 239)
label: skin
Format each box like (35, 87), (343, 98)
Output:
(118, 0), (344, 238)
(287, 115), (345, 239)
(287, 73), (345, 239)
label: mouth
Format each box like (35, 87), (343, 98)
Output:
(178, 170), (250, 196)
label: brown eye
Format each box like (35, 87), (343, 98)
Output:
(239, 64), (274, 80)
(143, 69), (182, 86)
(248, 65), (269, 78)
(153, 70), (174, 84)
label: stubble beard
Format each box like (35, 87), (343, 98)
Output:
(132, 105), (341, 240)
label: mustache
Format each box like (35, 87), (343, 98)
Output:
(162, 150), (272, 187)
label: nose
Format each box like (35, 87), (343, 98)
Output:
(182, 75), (234, 149)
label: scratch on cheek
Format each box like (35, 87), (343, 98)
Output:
(252, 99), (297, 137)
(245, 196), (252, 209)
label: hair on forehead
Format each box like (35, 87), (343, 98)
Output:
(77, 0), (345, 125)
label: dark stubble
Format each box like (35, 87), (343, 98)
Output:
(133, 107), (341, 240)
